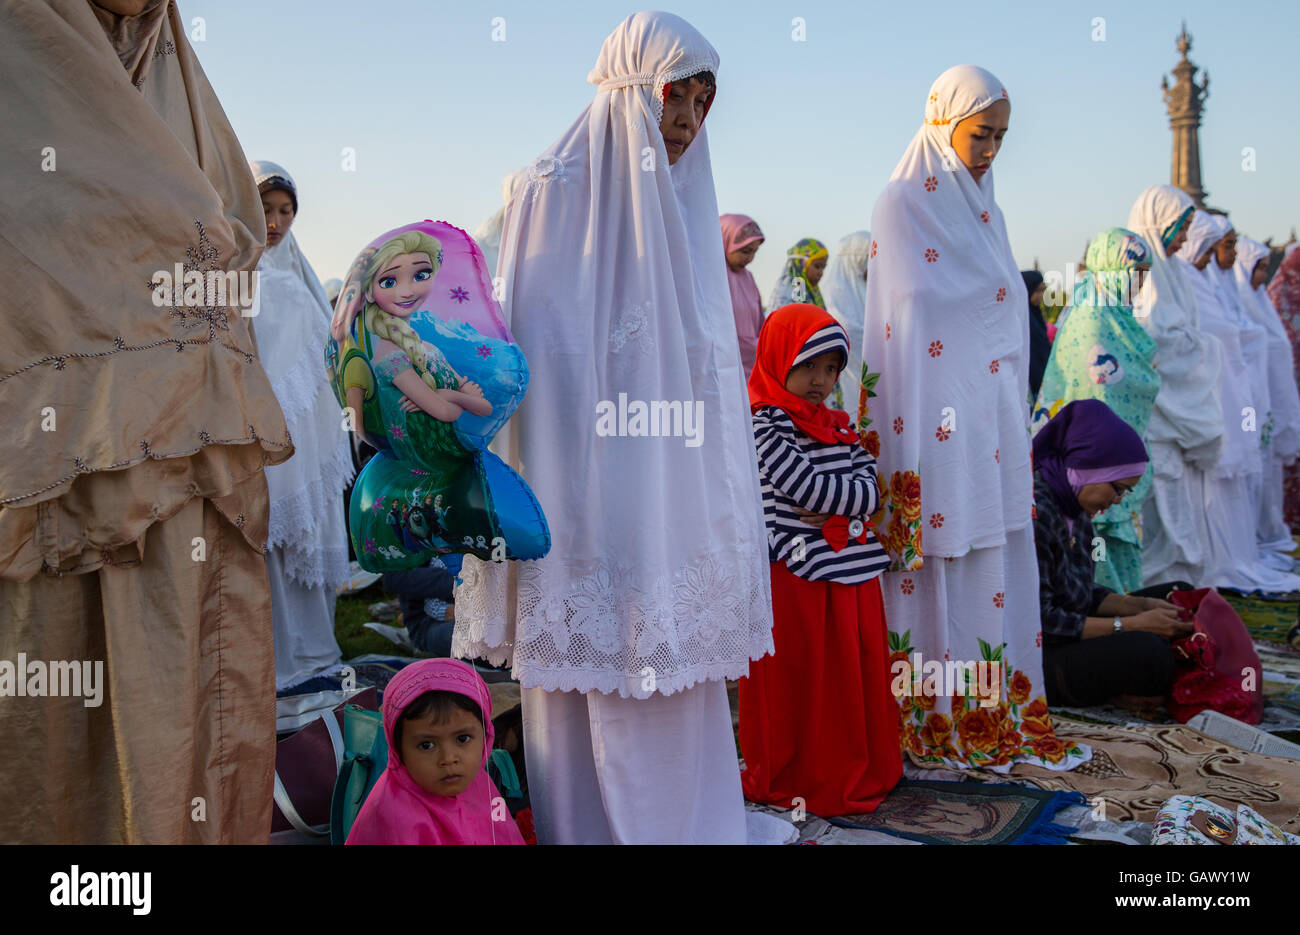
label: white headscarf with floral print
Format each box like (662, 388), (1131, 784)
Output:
(859, 64), (1030, 564)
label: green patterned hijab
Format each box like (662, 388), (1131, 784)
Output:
(1084, 227), (1151, 308)
(1033, 226), (1159, 593)
(768, 238), (829, 310)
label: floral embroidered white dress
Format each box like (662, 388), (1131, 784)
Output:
(452, 12), (772, 843)
(860, 66), (1088, 772)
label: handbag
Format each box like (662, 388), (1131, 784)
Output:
(1166, 588), (1263, 725)
(330, 703), (389, 845)
(272, 687), (379, 838)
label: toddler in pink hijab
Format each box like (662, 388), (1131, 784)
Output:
(346, 659), (525, 845)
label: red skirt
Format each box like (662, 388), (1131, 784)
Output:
(739, 562), (902, 817)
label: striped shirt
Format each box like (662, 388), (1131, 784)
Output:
(752, 405), (890, 584)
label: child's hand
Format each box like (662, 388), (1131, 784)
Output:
(794, 508), (833, 527)
(459, 377), (485, 398)
(397, 395), (420, 413)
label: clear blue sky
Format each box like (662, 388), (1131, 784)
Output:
(195, 0), (1296, 293)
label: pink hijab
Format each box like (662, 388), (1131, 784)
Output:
(721, 213), (765, 377)
(345, 659), (525, 845)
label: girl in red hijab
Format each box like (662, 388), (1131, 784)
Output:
(740, 304), (902, 817)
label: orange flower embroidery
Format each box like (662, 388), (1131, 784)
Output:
(928, 92), (938, 103)
(989, 359), (1000, 373)
(900, 578), (915, 595)
(980, 211), (990, 223)
(957, 708), (999, 754)
(920, 712), (952, 748)
(893, 416), (904, 434)
(901, 722), (924, 757)
(1020, 697), (1054, 738)
(995, 287), (1006, 302)
(870, 240), (878, 258)
(995, 448), (1000, 463)
(935, 425), (951, 442)
(924, 175), (938, 192)
(1008, 669), (1032, 705)
(924, 248), (939, 263)
(992, 591), (1005, 608)
(885, 323), (891, 340)
(1030, 735), (1068, 764)
(891, 471), (922, 523)
(929, 512), (944, 529)
(928, 340), (943, 358)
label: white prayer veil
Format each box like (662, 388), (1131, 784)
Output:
(249, 160), (353, 588)
(472, 167), (530, 279)
(1128, 185), (1224, 469)
(1206, 223), (1270, 474)
(1173, 211), (1258, 480)
(860, 65), (1031, 563)
(452, 11), (772, 698)
(1236, 236), (1300, 461)
(823, 230), (871, 397)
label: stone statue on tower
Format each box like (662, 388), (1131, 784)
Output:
(1162, 22), (1210, 207)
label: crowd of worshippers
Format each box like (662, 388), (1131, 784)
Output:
(9, 3), (1300, 846)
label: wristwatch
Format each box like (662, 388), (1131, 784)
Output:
(1112, 616), (1124, 635)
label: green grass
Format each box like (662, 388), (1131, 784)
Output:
(335, 583), (404, 659)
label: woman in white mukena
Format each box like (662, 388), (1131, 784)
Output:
(1128, 185), (1223, 587)
(861, 66), (1088, 770)
(1234, 236), (1300, 568)
(1175, 211), (1300, 593)
(451, 12), (775, 844)
(250, 161), (353, 690)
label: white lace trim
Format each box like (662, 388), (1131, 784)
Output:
(452, 551), (773, 699)
(280, 537), (352, 593)
(270, 321), (331, 431)
(267, 436), (355, 591)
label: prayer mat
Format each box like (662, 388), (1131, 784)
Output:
(825, 779), (1083, 845)
(946, 716), (1300, 829)
(1256, 643), (1300, 686)
(1223, 591), (1297, 646)
(1057, 695), (1300, 736)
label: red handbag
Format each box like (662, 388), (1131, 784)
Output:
(1166, 589), (1263, 725)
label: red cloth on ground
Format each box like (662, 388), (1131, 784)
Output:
(739, 562), (902, 817)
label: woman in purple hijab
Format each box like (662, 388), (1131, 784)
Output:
(1032, 400), (1192, 707)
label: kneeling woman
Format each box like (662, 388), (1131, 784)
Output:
(1032, 400), (1193, 706)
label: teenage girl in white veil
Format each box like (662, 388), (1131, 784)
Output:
(860, 66), (1087, 771)
(251, 161), (353, 690)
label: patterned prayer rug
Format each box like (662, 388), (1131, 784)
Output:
(825, 779), (1083, 845)
(947, 716), (1300, 829)
(1223, 591), (1297, 646)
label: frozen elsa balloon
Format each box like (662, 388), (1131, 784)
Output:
(327, 222), (549, 571)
